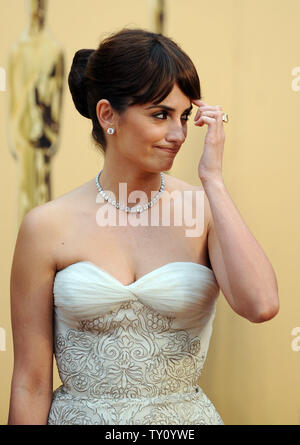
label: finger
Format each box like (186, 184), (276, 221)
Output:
(192, 99), (222, 111)
(193, 105), (221, 121)
(216, 110), (226, 139)
(191, 99), (207, 106)
(193, 106), (212, 121)
(216, 110), (224, 125)
(194, 110), (221, 124)
(194, 115), (217, 127)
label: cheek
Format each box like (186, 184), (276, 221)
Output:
(121, 117), (166, 146)
(141, 124), (166, 144)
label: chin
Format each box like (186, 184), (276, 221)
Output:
(163, 163), (173, 171)
(146, 163), (172, 174)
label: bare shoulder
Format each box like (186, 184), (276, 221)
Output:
(25, 180), (96, 262)
(17, 181), (89, 258)
(17, 202), (60, 274)
(166, 173), (200, 191)
(166, 173), (206, 197)
(47, 179), (94, 210)
(29, 179), (95, 221)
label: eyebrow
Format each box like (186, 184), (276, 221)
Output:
(146, 104), (193, 113)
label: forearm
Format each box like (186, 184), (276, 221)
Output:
(202, 177), (279, 321)
(8, 386), (52, 425)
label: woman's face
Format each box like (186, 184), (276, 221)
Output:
(114, 83), (193, 172)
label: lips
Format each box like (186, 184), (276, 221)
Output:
(155, 146), (179, 153)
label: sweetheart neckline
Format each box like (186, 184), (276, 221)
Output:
(55, 260), (215, 288)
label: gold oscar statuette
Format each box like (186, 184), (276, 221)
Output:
(148, 0), (165, 34)
(7, 0), (65, 226)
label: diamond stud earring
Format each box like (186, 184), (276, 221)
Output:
(107, 127), (115, 135)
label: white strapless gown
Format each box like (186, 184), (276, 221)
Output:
(47, 261), (224, 425)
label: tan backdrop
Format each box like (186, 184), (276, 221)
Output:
(1, 0), (299, 425)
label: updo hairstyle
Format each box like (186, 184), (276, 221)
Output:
(68, 27), (201, 155)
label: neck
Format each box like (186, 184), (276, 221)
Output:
(98, 162), (165, 207)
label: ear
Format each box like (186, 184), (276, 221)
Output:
(96, 99), (117, 130)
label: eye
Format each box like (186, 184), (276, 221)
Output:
(153, 111), (168, 120)
(153, 111), (192, 121)
(182, 112), (192, 121)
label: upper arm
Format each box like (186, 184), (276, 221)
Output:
(204, 191), (238, 313)
(10, 204), (58, 392)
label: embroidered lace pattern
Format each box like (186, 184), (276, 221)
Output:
(47, 261), (224, 425)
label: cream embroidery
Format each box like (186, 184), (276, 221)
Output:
(48, 300), (223, 425)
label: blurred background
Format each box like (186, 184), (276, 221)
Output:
(0, 0), (300, 425)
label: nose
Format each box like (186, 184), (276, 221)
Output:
(165, 120), (186, 146)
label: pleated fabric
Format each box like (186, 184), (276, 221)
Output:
(48, 261), (224, 425)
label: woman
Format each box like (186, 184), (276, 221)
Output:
(8, 28), (279, 425)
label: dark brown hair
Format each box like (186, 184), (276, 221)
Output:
(68, 27), (201, 154)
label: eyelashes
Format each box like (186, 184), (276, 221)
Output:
(153, 111), (192, 121)
(181, 112), (192, 121)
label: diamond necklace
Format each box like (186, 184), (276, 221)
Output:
(95, 169), (165, 213)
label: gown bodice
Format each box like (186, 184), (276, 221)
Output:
(47, 261), (224, 425)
